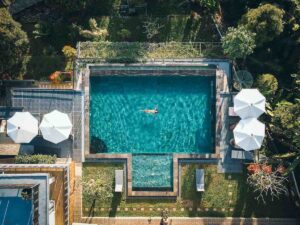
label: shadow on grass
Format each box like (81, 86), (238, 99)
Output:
(180, 164), (224, 217)
(83, 198), (96, 223)
(109, 192), (122, 217)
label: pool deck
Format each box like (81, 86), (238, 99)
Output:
(82, 60), (233, 197)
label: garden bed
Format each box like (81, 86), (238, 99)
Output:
(82, 163), (298, 217)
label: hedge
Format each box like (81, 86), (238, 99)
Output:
(15, 154), (57, 164)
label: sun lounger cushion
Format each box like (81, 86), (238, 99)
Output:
(115, 170), (123, 192)
(196, 169), (205, 192)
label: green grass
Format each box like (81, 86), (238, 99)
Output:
(82, 163), (299, 217)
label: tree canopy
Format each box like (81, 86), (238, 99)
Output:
(272, 101), (300, 149)
(222, 26), (256, 60)
(240, 4), (285, 45)
(255, 74), (279, 100)
(0, 8), (29, 79)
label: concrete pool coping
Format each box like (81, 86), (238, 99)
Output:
(82, 60), (231, 197)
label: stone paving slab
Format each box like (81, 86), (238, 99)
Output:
(78, 217), (300, 225)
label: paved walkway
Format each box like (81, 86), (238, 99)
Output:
(217, 93), (243, 174)
(77, 217), (299, 225)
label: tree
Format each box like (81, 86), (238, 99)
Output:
(254, 74), (279, 99)
(82, 169), (113, 203)
(32, 21), (51, 39)
(240, 4), (285, 45)
(79, 18), (108, 41)
(272, 101), (300, 149)
(62, 45), (76, 71)
(222, 26), (256, 60)
(247, 163), (288, 204)
(191, 0), (217, 11)
(143, 18), (164, 40)
(0, 8), (29, 79)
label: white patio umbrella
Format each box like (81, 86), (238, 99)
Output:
(234, 89), (266, 119)
(39, 110), (72, 144)
(7, 112), (38, 143)
(233, 118), (265, 151)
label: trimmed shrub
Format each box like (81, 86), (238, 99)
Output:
(15, 154), (57, 164)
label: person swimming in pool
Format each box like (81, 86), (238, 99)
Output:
(141, 107), (158, 114)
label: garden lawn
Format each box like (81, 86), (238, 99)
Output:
(82, 163), (298, 217)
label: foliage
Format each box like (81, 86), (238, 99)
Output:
(240, 4), (285, 45)
(191, 0), (217, 11)
(284, 155), (300, 175)
(62, 45), (76, 71)
(254, 74), (278, 100)
(82, 164), (115, 203)
(49, 71), (62, 83)
(0, 8), (30, 79)
(0, 0), (12, 7)
(221, 26), (256, 60)
(272, 101), (300, 149)
(47, 0), (88, 13)
(290, 73), (300, 100)
(143, 18), (164, 40)
(117, 29), (131, 41)
(33, 21), (51, 39)
(247, 163), (288, 204)
(15, 154), (57, 164)
(78, 42), (208, 62)
(274, 153), (300, 176)
(26, 55), (65, 80)
(80, 18), (108, 41)
(49, 71), (71, 83)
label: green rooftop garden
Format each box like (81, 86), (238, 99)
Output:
(82, 163), (298, 217)
(77, 41), (223, 62)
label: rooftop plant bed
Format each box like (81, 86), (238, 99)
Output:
(77, 42), (223, 63)
(82, 163), (298, 217)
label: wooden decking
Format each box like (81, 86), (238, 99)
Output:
(0, 144), (20, 155)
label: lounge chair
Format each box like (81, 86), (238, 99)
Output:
(231, 150), (253, 160)
(229, 106), (238, 117)
(115, 170), (123, 192)
(196, 169), (205, 192)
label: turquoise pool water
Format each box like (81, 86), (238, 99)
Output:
(90, 74), (215, 188)
(0, 197), (32, 225)
(132, 154), (173, 189)
(90, 75), (215, 154)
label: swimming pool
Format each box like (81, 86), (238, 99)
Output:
(0, 197), (32, 225)
(90, 73), (216, 189)
(90, 75), (215, 154)
(132, 154), (173, 189)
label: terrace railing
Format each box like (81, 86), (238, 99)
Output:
(77, 41), (223, 62)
